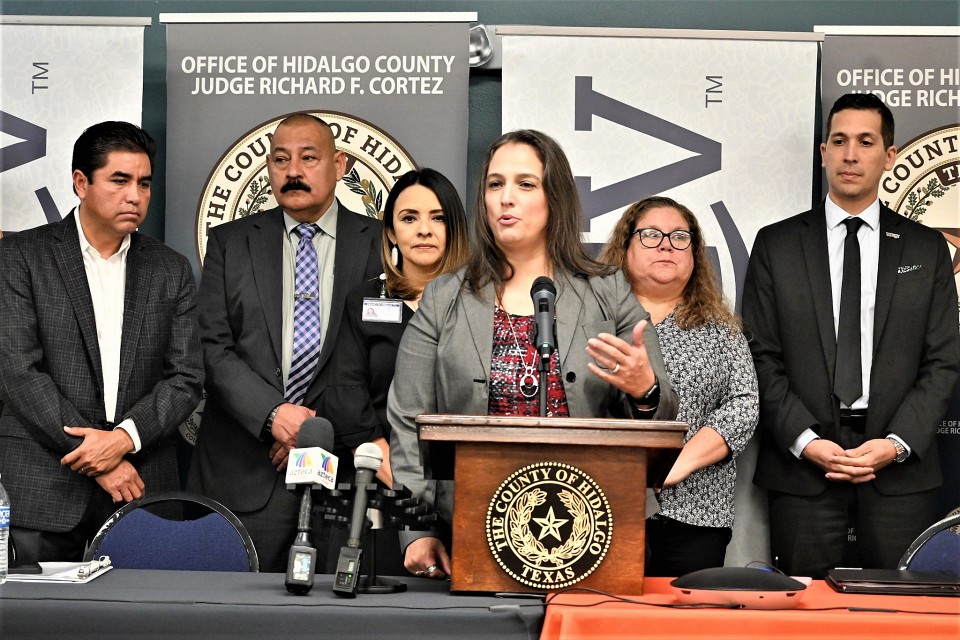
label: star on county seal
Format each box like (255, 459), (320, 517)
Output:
(881, 124), (960, 282)
(195, 111), (417, 264)
(486, 462), (612, 589)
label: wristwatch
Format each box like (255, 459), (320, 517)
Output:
(634, 382), (660, 408)
(262, 405), (280, 441)
(887, 436), (908, 463)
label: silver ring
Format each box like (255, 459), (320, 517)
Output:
(414, 569), (425, 576)
(425, 564), (438, 575)
(80, 467), (86, 473)
(611, 363), (620, 374)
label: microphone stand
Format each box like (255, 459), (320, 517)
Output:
(538, 347), (550, 418)
(358, 524), (406, 594)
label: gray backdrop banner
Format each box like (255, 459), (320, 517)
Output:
(821, 30), (960, 515)
(163, 17), (471, 275)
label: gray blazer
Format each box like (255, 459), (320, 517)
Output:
(388, 268), (678, 545)
(0, 213), (203, 531)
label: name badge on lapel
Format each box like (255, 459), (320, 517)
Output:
(362, 298), (403, 323)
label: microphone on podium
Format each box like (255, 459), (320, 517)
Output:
(284, 417), (338, 595)
(531, 276), (557, 363)
(531, 276), (557, 417)
(332, 442), (382, 597)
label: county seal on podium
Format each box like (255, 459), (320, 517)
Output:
(486, 462), (612, 589)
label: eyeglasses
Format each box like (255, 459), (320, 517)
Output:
(631, 227), (693, 250)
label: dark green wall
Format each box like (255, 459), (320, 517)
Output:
(5, 0), (958, 239)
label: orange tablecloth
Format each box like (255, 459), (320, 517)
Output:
(541, 577), (959, 640)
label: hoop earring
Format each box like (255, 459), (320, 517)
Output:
(390, 244), (399, 267)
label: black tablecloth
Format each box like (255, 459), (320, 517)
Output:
(0, 570), (544, 639)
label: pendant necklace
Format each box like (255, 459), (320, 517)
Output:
(500, 305), (539, 399)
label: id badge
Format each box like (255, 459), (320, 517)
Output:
(361, 297), (403, 323)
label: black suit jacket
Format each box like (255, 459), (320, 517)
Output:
(190, 204), (382, 513)
(0, 213), (204, 531)
(742, 204), (959, 497)
(318, 277), (414, 450)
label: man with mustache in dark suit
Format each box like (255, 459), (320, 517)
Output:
(190, 114), (381, 572)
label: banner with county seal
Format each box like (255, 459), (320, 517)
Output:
(0, 16), (148, 233)
(500, 26), (821, 567)
(161, 12), (474, 276)
(161, 12), (472, 449)
(819, 24), (960, 515)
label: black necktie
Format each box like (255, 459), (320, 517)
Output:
(834, 217), (865, 406)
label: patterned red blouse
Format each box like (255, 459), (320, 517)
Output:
(488, 307), (569, 417)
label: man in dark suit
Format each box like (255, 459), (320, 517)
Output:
(742, 93), (960, 578)
(0, 121), (204, 563)
(189, 114), (381, 572)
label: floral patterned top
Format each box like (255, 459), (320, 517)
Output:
(653, 310), (758, 528)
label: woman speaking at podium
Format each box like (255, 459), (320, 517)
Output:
(388, 130), (678, 579)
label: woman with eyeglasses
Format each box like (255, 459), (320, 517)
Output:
(600, 196), (758, 577)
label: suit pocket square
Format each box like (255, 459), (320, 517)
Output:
(897, 264), (922, 275)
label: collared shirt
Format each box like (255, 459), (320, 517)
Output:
(74, 210), (140, 452)
(280, 200), (338, 392)
(825, 194), (880, 411)
(791, 196), (908, 458)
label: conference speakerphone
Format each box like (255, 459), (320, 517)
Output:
(670, 567), (808, 609)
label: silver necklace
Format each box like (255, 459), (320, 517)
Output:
(499, 306), (539, 399)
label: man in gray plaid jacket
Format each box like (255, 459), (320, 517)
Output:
(0, 121), (203, 564)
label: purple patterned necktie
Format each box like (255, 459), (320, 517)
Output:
(285, 223), (321, 404)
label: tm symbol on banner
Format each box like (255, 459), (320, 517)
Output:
(31, 62), (50, 94)
(705, 76), (723, 107)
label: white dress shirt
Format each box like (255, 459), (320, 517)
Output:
(280, 201), (338, 392)
(790, 196), (908, 458)
(75, 211), (140, 452)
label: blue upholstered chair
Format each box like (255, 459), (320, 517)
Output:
(898, 510), (960, 576)
(83, 491), (259, 572)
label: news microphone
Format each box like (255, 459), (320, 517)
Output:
(333, 442), (382, 597)
(531, 276), (557, 367)
(285, 417), (337, 595)
(285, 417), (339, 490)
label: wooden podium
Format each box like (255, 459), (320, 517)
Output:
(417, 414), (686, 594)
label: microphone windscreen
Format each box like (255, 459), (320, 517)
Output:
(298, 417), (335, 451)
(530, 276), (556, 298)
(354, 442), (383, 472)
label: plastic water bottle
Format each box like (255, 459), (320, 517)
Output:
(0, 472), (9, 584)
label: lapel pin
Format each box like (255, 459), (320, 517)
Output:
(885, 232), (900, 239)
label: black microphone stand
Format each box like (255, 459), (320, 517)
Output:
(358, 524), (405, 594)
(538, 343), (551, 418)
